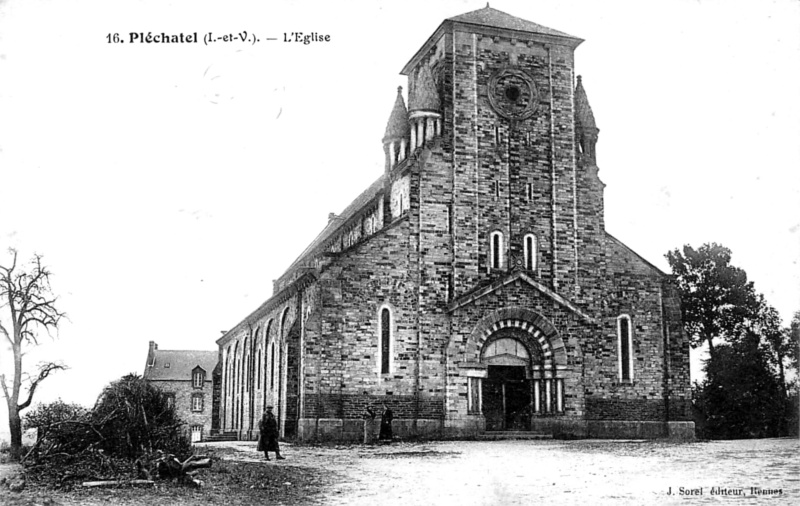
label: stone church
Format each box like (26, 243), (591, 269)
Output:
(216, 5), (694, 441)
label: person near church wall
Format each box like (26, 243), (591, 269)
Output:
(257, 406), (285, 460)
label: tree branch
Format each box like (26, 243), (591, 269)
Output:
(0, 374), (9, 401)
(0, 320), (11, 347)
(18, 362), (67, 411)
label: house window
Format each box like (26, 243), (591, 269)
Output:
(165, 393), (175, 410)
(523, 234), (537, 271)
(467, 377), (482, 414)
(526, 182), (532, 201)
(380, 306), (392, 374)
(192, 394), (204, 412)
(192, 370), (204, 388)
(617, 315), (633, 382)
(490, 231), (504, 270)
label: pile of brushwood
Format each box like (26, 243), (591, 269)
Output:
(21, 374), (211, 489)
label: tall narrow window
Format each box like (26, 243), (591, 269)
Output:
(446, 203), (453, 233)
(490, 231), (504, 270)
(447, 273), (454, 302)
(257, 349), (262, 386)
(270, 343), (275, 389)
(618, 315), (633, 381)
(468, 377), (482, 414)
(524, 234), (537, 271)
(380, 307), (391, 374)
(526, 182), (533, 201)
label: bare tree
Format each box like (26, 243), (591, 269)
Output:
(0, 249), (66, 461)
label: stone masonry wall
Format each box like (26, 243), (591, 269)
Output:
(302, 216), (438, 420)
(581, 238), (673, 421)
(150, 379), (214, 440)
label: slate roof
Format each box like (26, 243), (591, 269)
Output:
(144, 350), (218, 381)
(283, 175), (386, 274)
(574, 76), (597, 129)
(384, 86), (410, 140)
(447, 5), (578, 40)
(409, 66), (440, 112)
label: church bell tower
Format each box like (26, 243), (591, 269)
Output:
(395, 5), (605, 299)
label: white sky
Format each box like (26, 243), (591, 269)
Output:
(1, 0), (798, 440)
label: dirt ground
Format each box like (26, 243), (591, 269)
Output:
(2, 437), (798, 505)
(212, 437), (798, 505)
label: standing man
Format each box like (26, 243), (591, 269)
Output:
(379, 403), (393, 442)
(257, 406), (285, 461)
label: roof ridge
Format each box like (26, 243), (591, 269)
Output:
(447, 5), (579, 40)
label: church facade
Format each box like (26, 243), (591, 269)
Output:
(215, 6), (694, 441)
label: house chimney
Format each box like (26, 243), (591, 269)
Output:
(147, 341), (157, 368)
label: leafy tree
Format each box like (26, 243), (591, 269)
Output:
(93, 374), (189, 459)
(695, 333), (786, 439)
(756, 303), (795, 399)
(790, 311), (800, 371)
(665, 243), (760, 359)
(0, 249), (67, 461)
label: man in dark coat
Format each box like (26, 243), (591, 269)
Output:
(257, 406), (284, 460)
(379, 403), (393, 442)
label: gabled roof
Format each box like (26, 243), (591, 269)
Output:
(605, 232), (667, 276)
(447, 5), (578, 40)
(143, 350), (217, 382)
(447, 271), (595, 323)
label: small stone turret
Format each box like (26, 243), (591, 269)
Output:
(574, 75), (599, 164)
(408, 65), (441, 151)
(383, 86), (410, 171)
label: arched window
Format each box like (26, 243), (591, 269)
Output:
(490, 231), (504, 270)
(523, 233), (537, 271)
(243, 336), (249, 393)
(280, 308), (290, 339)
(379, 306), (393, 375)
(617, 315), (633, 382)
(256, 349), (262, 386)
(270, 342), (275, 389)
(263, 320), (273, 392)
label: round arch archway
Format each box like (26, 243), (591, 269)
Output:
(467, 308), (568, 431)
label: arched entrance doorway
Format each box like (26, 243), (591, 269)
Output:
(481, 331), (537, 431)
(481, 335), (532, 430)
(477, 323), (566, 431)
